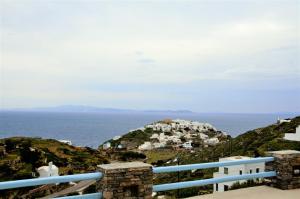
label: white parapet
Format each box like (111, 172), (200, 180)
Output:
(284, 125), (300, 141)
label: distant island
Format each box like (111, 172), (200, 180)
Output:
(2, 105), (195, 114)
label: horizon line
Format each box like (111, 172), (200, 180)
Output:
(0, 105), (299, 115)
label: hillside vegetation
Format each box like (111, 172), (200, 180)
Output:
(0, 117), (299, 198)
(150, 116), (300, 198)
(99, 116), (300, 198)
(218, 116), (300, 157)
(0, 137), (109, 198)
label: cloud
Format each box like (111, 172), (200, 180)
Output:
(1, 0), (299, 112)
(137, 58), (156, 64)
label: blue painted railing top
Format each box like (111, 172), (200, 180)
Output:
(153, 156), (276, 192)
(0, 172), (102, 190)
(153, 156), (274, 173)
(0, 157), (276, 197)
(153, 171), (276, 192)
(55, 193), (102, 199)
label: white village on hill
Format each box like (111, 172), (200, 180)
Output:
(103, 119), (228, 151)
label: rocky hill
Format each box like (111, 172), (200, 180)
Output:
(100, 119), (230, 152)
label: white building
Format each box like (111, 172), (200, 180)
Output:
(199, 133), (209, 140)
(103, 142), (111, 150)
(58, 140), (72, 145)
(138, 142), (153, 150)
(113, 136), (121, 141)
(277, 117), (291, 124)
(150, 133), (159, 139)
(182, 141), (193, 149)
(37, 162), (59, 178)
(153, 142), (166, 148)
(213, 156), (265, 193)
(204, 138), (219, 145)
(284, 125), (300, 141)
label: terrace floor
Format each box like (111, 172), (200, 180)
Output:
(186, 186), (300, 199)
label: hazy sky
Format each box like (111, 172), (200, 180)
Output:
(1, 0), (299, 113)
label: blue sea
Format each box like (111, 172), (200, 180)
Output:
(0, 111), (298, 148)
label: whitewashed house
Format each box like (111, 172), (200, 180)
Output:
(284, 125), (300, 141)
(277, 117), (291, 124)
(113, 136), (121, 141)
(213, 156), (265, 192)
(150, 133), (159, 139)
(37, 162), (59, 178)
(199, 133), (209, 140)
(182, 141), (193, 149)
(58, 140), (72, 145)
(171, 137), (182, 144)
(205, 138), (219, 145)
(138, 142), (152, 150)
(103, 142), (111, 150)
(153, 142), (166, 148)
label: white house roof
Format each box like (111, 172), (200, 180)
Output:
(219, 156), (252, 161)
(37, 163), (58, 171)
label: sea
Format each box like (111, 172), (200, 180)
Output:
(0, 111), (298, 148)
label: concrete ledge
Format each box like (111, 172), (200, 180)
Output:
(186, 186), (300, 199)
(98, 162), (152, 170)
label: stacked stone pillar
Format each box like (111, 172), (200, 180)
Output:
(266, 150), (300, 189)
(97, 162), (153, 199)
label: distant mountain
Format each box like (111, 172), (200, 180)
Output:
(3, 105), (194, 114)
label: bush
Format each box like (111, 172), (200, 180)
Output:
(119, 151), (146, 161)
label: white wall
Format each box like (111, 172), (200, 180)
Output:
(213, 162), (265, 192)
(284, 126), (300, 141)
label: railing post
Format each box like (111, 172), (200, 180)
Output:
(266, 150), (300, 189)
(97, 162), (153, 199)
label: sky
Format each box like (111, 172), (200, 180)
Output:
(0, 0), (299, 113)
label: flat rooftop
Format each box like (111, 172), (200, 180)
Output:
(186, 186), (300, 199)
(219, 156), (251, 161)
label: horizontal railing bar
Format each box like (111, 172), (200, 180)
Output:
(0, 172), (102, 190)
(153, 171), (276, 192)
(54, 193), (102, 199)
(153, 157), (274, 173)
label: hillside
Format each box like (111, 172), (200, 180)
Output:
(0, 137), (109, 198)
(0, 117), (299, 198)
(99, 116), (300, 198)
(215, 116), (300, 157)
(100, 119), (229, 150)
(150, 116), (300, 198)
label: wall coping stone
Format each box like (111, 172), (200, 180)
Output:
(98, 162), (152, 170)
(267, 150), (300, 155)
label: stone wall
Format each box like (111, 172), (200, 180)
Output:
(266, 150), (300, 190)
(97, 162), (153, 199)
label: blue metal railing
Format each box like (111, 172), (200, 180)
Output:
(153, 157), (276, 192)
(153, 171), (276, 192)
(0, 172), (103, 199)
(55, 193), (102, 199)
(0, 157), (277, 197)
(0, 172), (102, 190)
(153, 157), (274, 173)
